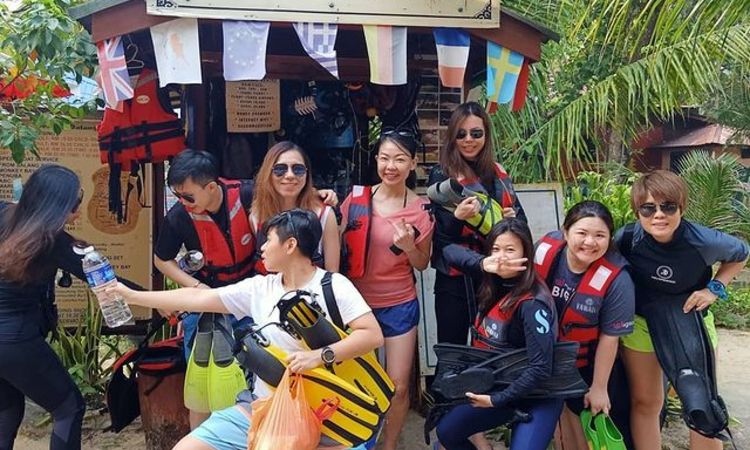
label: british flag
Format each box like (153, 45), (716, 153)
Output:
(96, 36), (133, 110)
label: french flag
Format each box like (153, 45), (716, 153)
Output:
(433, 28), (470, 88)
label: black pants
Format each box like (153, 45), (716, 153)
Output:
(0, 338), (85, 450)
(565, 357), (634, 450)
(434, 273), (474, 346)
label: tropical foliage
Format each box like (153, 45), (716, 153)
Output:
(0, 0), (97, 163)
(496, 0), (750, 182)
(677, 151), (750, 242)
(49, 295), (126, 405)
(702, 68), (750, 144)
(565, 164), (637, 231)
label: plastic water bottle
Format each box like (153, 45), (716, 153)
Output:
(178, 250), (204, 274)
(81, 246), (133, 328)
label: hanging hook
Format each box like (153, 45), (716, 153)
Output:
(125, 41), (145, 70)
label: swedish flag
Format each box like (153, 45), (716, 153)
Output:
(486, 42), (524, 105)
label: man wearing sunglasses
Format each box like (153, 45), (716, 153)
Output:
(154, 149), (338, 428)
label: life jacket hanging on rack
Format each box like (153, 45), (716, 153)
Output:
(97, 68), (186, 223)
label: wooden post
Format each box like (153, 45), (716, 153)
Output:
(137, 371), (191, 450)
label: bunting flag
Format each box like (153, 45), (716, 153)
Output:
(62, 72), (100, 108)
(510, 59), (531, 112)
(223, 21), (270, 81)
(433, 28), (470, 88)
(363, 25), (407, 85)
(95, 36), (133, 110)
(486, 42), (523, 106)
(293, 22), (339, 79)
(150, 18), (202, 87)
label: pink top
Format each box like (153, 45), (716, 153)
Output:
(342, 194), (434, 308)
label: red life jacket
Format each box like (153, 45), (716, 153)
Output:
(471, 292), (536, 350)
(341, 185), (372, 279)
(189, 179), (255, 286)
(534, 230), (627, 368)
(97, 69), (185, 170)
(448, 163), (516, 276)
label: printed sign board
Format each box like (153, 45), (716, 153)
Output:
(0, 120), (153, 327)
(226, 79), (281, 133)
(147, 0), (500, 29)
(417, 183), (565, 376)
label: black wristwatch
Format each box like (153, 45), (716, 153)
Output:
(321, 346), (336, 369)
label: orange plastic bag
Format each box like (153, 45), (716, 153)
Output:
(247, 369), (322, 450)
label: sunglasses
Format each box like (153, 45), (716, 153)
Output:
(638, 202), (679, 218)
(456, 128), (485, 140)
(382, 128), (416, 139)
(272, 163), (307, 178)
(72, 189), (84, 213)
(171, 188), (196, 204)
(280, 210), (302, 239)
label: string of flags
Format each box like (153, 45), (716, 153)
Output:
(93, 19), (531, 113)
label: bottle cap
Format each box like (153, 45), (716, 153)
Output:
(82, 246), (95, 254)
(193, 251), (204, 261)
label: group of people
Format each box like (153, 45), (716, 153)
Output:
(0, 100), (747, 450)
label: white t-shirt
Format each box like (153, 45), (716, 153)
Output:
(216, 267), (371, 398)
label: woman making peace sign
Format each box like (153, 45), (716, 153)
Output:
(341, 129), (434, 450)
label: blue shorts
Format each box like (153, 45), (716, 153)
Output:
(191, 405), (363, 449)
(372, 299), (420, 338)
(190, 406), (250, 450)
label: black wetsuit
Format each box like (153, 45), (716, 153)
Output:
(428, 165), (526, 346)
(615, 221), (749, 315)
(0, 203), (87, 450)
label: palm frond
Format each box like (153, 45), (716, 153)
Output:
(575, 0), (750, 61)
(495, 25), (750, 181)
(677, 151), (750, 241)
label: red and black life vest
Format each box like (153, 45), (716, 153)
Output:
(341, 185), (372, 279)
(96, 69), (185, 223)
(449, 163), (516, 276)
(189, 179), (255, 286)
(97, 69), (185, 169)
(471, 292), (536, 350)
(534, 231), (627, 368)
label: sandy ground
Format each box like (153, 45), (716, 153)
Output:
(16, 329), (750, 450)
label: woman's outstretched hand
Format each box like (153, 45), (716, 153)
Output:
(466, 392), (493, 408)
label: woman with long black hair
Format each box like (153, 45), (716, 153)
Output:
(428, 101), (526, 347)
(0, 164), (87, 449)
(435, 218), (562, 450)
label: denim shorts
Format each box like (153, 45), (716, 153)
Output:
(372, 299), (420, 338)
(190, 406), (251, 450)
(191, 404), (361, 449)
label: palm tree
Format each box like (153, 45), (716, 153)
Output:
(677, 151), (750, 242)
(495, 0), (750, 182)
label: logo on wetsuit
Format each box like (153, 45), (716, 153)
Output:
(535, 309), (550, 334)
(652, 265), (676, 284)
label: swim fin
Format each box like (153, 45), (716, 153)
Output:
(183, 313), (213, 413)
(430, 342), (588, 400)
(207, 315), (247, 411)
(235, 329), (382, 447)
(579, 409), (600, 450)
(594, 413), (626, 450)
(642, 297), (730, 439)
(277, 291), (395, 414)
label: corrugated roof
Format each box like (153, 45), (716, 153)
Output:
(654, 124), (750, 148)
